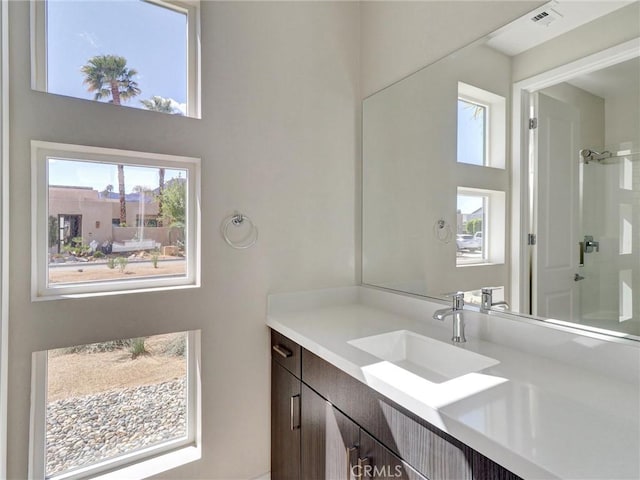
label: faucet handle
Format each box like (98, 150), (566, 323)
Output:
(443, 291), (465, 310)
(481, 286), (501, 294)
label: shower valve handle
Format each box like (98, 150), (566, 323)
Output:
(584, 235), (599, 253)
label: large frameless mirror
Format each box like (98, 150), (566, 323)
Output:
(362, 1), (640, 339)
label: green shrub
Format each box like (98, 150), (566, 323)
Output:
(129, 337), (149, 359)
(93, 251), (105, 259)
(115, 256), (128, 273)
(151, 253), (159, 268)
(107, 257), (116, 269)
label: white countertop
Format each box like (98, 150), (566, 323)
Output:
(267, 286), (640, 480)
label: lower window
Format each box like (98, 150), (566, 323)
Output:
(456, 187), (506, 267)
(30, 331), (199, 480)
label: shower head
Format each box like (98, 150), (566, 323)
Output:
(580, 149), (599, 159)
(580, 149), (611, 163)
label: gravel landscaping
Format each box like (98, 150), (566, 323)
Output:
(46, 377), (186, 477)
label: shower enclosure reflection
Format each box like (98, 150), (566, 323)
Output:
(530, 57), (640, 335)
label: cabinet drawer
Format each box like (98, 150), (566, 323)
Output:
(271, 329), (301, 378)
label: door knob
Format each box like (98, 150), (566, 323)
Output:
(574, 273), (585, 282)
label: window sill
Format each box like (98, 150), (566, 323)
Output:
(49, 444), (200, 480)
(31, 282), (200, 302)
(92, 445), (201, 480)
(456, 262), (504, 268)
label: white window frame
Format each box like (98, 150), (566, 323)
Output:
(31, 0), (201, 118)
(29, 330), (201, 480)
(0, 1), (8, 477)
(457, 187), (506, 267)
(458, 82), (506, 169)
(31, 141), (201, 301)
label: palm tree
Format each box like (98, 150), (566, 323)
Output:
(157, 168), (165, 227)
(81, 54), (141, 226)
(117, 165), (126, 226)
(101, 184), (114, 197)
(80, 54), (141, 105)
(141, 96), (179, 114)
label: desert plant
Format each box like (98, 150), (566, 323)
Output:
(151, 252), (159, 268)
(163, 334), (186, 357)
(61, 237), (91, 257)
(115, 256), (128, 273)
(107, 257), (116, 269)
(93, 250), (105, 259)
(129, 337), (148, 359)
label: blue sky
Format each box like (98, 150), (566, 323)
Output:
(46, 1), (187, 192)
(457, 99), (486, 214)
(457, 99), (485, 167)
(49, 159), (185, 194)
(457, 195), (483, 215)
(47, 0), (187, 113)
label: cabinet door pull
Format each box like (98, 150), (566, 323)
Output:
(346, 446), (358, 480)
(290, 394), (300, 430)
(357, 457), (370, 479)
(273, 344), (293, 358)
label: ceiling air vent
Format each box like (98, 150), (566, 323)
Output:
(530, 9), (562, 27)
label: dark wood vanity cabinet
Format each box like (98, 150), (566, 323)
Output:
(271, 329), (522, 480)
(301, 383), (360, 480)
(360, 430), (429, 480)
(271, 330), (302, 480)
(302, 382), (428, 480)
(271, 360), (301, 480)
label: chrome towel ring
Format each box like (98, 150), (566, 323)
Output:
(221, 212), (258, 249)
(433, 218), (453, 244)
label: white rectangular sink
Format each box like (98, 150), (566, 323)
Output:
(348, 330), (499, 383)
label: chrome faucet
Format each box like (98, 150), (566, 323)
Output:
(480, 287), (510, 312)
(433, 292), (466, 343)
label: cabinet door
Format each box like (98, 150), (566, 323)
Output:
(272, 360), (301, 480)
(359, 430), (428, 480)
(302, 384), (360, 480)
(303, 349), (473, 479)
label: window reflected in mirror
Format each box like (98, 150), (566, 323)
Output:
(457, 99), (486, 166)
(456, 193), (487, 266)
(457, 82), (506, 169)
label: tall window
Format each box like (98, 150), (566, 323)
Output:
(455, 82), (507, 272)
(30, 331), (200, 479)
(32, 0), (200, 117)
(32, 141), (200, 300)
